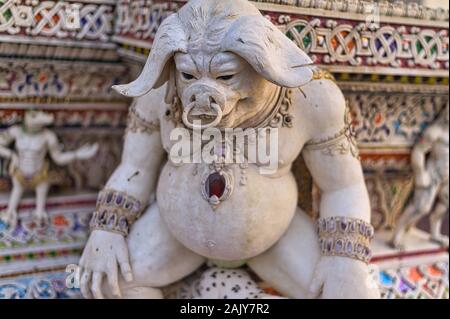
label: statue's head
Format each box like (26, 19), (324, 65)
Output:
(113, 0), (313, 129)
(24, 110), (54, 131)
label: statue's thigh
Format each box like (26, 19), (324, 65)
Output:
(414, 186), (440, 213)
(125, 203), (206, 288)
(247, 208), (320, 299)
(438, 182), (449, 207)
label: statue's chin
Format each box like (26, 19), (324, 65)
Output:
(216, 109), (256, 129)
(187, 110), (253, 130)
(189, 115), (217, 126)
(200, 112), (237, 130)
(216, 117), (239, 130)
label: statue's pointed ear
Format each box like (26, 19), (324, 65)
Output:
(221, 15), (313, 88)
(113, 13), (187, 97)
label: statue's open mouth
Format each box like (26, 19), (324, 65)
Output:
(183, 102), (223, 129)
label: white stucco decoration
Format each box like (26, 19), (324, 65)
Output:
(0, 111), (99, 228)
(79, 0), (380, 299)
(391, 104), (449, 249)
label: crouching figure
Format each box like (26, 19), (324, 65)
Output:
(79, 0), (379, 299)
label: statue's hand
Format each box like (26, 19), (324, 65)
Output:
(79, 230), (133, 299)
(308, 256), (380, 299)
(76, 143), (99, 160)
(415, 171), (431, 188)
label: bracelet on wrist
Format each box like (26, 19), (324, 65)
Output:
(317, 216), (374, 264)
(89, 189), (145, 236)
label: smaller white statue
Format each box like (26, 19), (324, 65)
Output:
(0, 110), (99, 228)
(391, 104), (449, 249)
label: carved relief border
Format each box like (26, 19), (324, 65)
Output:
(0, 60), (129, 102)
(0, 0), (114, 43)
(113, 0), (449, 77)
(272, 14), (449, 75)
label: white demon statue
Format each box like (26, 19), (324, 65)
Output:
(391, 104), (449, 249)
(0, 110), (98, 228)
(79, 0), (379, 299)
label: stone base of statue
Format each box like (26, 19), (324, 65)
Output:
(162, 229), (449, 299)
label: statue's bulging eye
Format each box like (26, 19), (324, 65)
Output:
(217, 75), (234, 81)
(182, 72), (196, 80)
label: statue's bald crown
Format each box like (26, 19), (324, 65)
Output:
(178, 0), (261, 53)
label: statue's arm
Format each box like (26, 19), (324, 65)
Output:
(0, 126), (17, 160)
(46, 132), (78, 165)
(301, 79), (370, 223)
(47, 131), (98, 165)
(89, 91), (165, 236)
(79, 91), (165, 299)
(299, 77), (379, 298)
(102, 105), (164, 208)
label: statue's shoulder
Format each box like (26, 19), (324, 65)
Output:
(42, 129), (58, 144)
(310, 67), (336, 83)
(6, 125), (22, 138)
(292, 67), (347, 137)
(423, 123), (445, 141)
(132, 84), (168, 122)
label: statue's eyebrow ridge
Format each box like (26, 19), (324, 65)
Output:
(184, 53), (200, 74)
(210, 53), (241, 73)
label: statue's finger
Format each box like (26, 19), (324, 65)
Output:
(91, 272), (105, 299)
(80, 270), (92, 299)
(106, 263), (122, 298)
(119, 261), (133, 283)
(116, 243), (133, 283)
(307, 268), (325, 299)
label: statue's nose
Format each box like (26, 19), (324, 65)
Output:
(183, 83), (226, 113)
(182, 84), (226, 129)
(191, 93), (218, 110)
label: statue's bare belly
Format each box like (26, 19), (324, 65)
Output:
(15, 133), (48, 177)
(157, 162), (298, 260)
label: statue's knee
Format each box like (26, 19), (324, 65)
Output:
(415, 209), (429, 219)
(415, 201), (433, 217)
(430, 204), (448, 219)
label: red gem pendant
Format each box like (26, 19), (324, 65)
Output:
(205, 172), (226, 199)
(201, 168), (234, 209)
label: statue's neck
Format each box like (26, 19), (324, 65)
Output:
(23, 124), (44, 134)
(238, 84), (282, 129)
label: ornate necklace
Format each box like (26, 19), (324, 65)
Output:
(197, 136), (252, 209)
(171, 87), (294, 209)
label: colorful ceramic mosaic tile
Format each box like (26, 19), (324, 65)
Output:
(0, 210), (90, 252)
(1, 260), (448, 299)
(378, 262), (449, 299)
(0, 271), (81, 299)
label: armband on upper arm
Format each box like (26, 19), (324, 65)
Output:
(304, 106), (360, 159)
(126, 104), (160, 135)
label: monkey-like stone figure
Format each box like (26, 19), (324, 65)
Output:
(79, 0), (379, 299)
(391, 104), (449, 249)
(0, 110), (99, 228)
